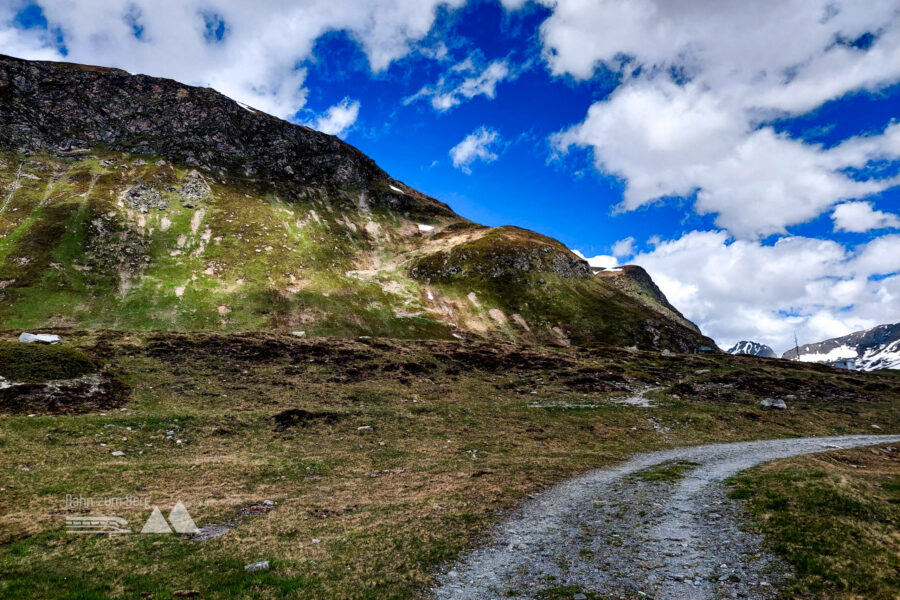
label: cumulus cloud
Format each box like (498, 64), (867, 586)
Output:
(311, 98), (360, 138)
(449, 126), (501, 173)
(832, 201), (900, 232)
(0, 0), (465, 120)
(611, 236), (635, 257)
(572, 249), (618, 270)
(406, 55), (514, 111)
(541, 0), (900, 238)
(631, 230), (900, 353)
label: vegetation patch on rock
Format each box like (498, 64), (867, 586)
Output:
(0, 341), (97, 382)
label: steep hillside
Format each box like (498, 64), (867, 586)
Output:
(594, 265), (701, 334)
(783, 323), (900, 371)
(0, 54), (714, 351)
(727, 341), (778, 358)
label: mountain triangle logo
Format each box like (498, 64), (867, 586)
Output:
(140, 501), (199, 534)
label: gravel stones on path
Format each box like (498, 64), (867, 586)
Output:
(432, 434), (900, 600)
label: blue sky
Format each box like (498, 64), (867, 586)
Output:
(2, 0), (899, 352)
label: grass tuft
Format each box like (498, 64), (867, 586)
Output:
(0, 341), (97, 381)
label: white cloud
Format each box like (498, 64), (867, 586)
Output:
(449, 126), (501, 173)
(0, 0), (465, 120)
(611, 236), (635, 257)
(535, 0), (900, 99)
(849, 233), (900, 276)
(553, 83), (900, 238)
(832, 201), (900, 232)
(406, 56), (513, 111)
(573, 249), (618, 270)
(540, 0), (900, 238)
(311, 98), (360, 138)
(631, 230), (900, 353)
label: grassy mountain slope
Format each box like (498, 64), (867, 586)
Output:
(0, 54), (713, 351)
(594, 265), (701, 334)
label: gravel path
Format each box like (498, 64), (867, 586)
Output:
(432, 434), (900, 600)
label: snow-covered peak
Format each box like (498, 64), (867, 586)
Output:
(726, 341), (777, 358)
(783, 323), (900, 371)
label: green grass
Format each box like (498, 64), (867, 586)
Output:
(0, 341), (96, 381)
(535, 585), (602, 599)
(729, 446), (900, 600)
(632, 460), (699, 482)
(0, 330), (897, 599)
(0, 150), (712, 350)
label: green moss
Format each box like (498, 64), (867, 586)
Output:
(0, 341), (97, 381)
(633, 460), (699, 482)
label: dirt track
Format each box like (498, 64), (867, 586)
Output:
(432, 434), (900, 600)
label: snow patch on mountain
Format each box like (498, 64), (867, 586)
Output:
(783, 323), (900, 371)
(726, 341), (777, 358)
(797, 345), (857, 364)
(858, 339), (900, 371)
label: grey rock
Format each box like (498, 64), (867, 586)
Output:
(179, 170), (211, 204)
(111, 450), (125, 457)
(760, 398), (787, 409)
(244, 560), (269, 572)
(123, 183), (166, 212)
(18, 332), (61, 344)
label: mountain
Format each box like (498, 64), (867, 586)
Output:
(594, 265), (701, 334)
(0, 54), (715, 351)
(782, 323), (900, 371)
(726, 341), (777, 358)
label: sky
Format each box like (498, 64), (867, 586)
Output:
(1, 0), (899, 353)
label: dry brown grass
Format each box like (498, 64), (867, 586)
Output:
(1, 330), (898, 599)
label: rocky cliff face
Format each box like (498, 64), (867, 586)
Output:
(0, 54), (453, 218)
(0, 54), (715, 352)
(594, 265), (701, 334)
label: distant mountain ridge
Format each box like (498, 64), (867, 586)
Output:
(0, 54), (716, 352)
(726, 341), (777, 358)
(782, 323), (900, 371)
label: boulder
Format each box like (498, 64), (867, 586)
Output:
(18, 332), (61, 344)
(244, 560), (269, 572)
(760, 397), (787, 409)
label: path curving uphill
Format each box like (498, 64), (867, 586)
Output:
(432, 434), (900, 600)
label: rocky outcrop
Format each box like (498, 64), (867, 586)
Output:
(409, 226), (591, 283)
(0, 54), (457, 218)
(595, 265), (701, 334)
(0, 54), (382, 186)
